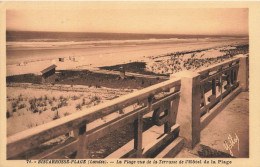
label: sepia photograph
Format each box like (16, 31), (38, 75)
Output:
(1, 1), (259, 166)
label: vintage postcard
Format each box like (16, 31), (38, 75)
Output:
(0, 1), (259, 167)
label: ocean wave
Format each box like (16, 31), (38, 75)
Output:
(6, 38), (201, 49)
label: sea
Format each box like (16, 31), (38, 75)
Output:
(7, 31), (247, 42)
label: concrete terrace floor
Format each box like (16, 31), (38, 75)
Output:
(176, 91), (249, 158)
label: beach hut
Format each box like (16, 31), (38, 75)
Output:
(59, 58), (64, 62)
(72, 57), (78, 62)
(41, 64), (57, 83)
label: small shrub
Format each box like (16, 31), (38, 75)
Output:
(43, 107), (47, 111)
(38, 96), (43, 101)
(36, 102), (41, 107)
(53, 111), (60, 120)
(37, 102), (43, 107)
(29, 98), (36, 105)
(42, 101), (47, 106)
(27, 122), (34, 128)
(64, 112), (70, 116)
(62, 97), (68, 101)
(141, 79), (145, 85)
(91, 95), (100, 103)
(59, 95), (64, 100)
(33, 108), (39, 113)
(62, 100), (68, 106)
(49, 99), (53, 105)
(12, 101), (18, 108)
(12, 108), (16, 112)
(44, 95), (48, 100)
(57, 103), (62, 108)
(76, 103), (82, 110)
(18, 103), (26, 109)
(82, 98), (86, 105)
(72, 95), (80, 101)
(57, 100), (68, 108)
(18, 94), (23, 101)
(6, 110), (10, 118)
(51, 106), (58, 111)
(119, 109), (124, 114)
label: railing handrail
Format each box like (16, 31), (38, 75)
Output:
(197, 57), (240, 75)
(7, 76), (181, 158)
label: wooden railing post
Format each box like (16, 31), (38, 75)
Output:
(75, 124), (89, 159)
(171, 71), (201, 149)
(134, 113), (143, 157)
(236, 55), (249, 91)
(166, 96), (180, 133)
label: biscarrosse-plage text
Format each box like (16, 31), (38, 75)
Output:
(33, 159), (232, 165)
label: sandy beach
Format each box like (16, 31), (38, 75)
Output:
(6, 37), (248, 76)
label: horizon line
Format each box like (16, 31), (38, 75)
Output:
(6, 30), (249, 37)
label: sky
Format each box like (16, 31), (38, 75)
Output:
(6, 7), (248, 35)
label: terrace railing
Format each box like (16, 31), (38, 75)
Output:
(171, 54), (248, 148)
(198, 56), (246, 130)
(7, 55), (248, 159)
(7, 75), (182, 159)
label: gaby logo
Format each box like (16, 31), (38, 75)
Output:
(223, 133), (240, 156)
